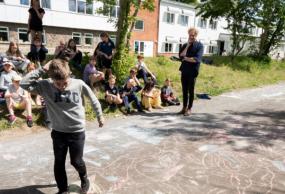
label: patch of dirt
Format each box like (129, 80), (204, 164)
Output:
(0, 125), (48, 142)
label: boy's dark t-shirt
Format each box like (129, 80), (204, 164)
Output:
(105, 84), (119, 96)
(98, 39), (115, 56)
(29, 8), (45, 31)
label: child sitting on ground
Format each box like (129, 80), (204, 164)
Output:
(4, 74), (33, 127)
(105, 75), (122, 109)
(26, 62), (42, 106)
(141, 80), (162, 111)
(135, 55), (156, 84)
(83, 56), (104, 91)
(122, 78), (143, 114)
(27, 35), (48, 64)
(161, 78), (180, 106)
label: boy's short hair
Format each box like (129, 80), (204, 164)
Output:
(137, 55), (144, 59)
(89, 56), (97, 61)
(130, 68), (137, 74)
(108, 75), (116, 80)
(48, 59), (71, 80)
(33, 34), (41, 42)
(100, 32), (109, 38)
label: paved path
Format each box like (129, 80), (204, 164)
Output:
(1, 83), (285, 194)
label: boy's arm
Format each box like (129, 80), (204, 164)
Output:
(20, 68), (45, 95)
(82, 82), (104, 127)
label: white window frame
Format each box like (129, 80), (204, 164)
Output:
(164, 43), (173, 53)
(20, 0), (51, 8)
(134, 40), (145, 55)
(208, 45), (217, 54)
(41, 30), (46, 45)
(110, 35), (117, 44)
(198, 18), (207, 29)
(134, 20), (144, 31)
(72, 32), (82, 45)
(18, 28), (30, 44)
(209, 20), (217, 30)
(0, 26), (9, 42)
(166, 12), (175, 24)
(69, 0), (93, 15)
(41, 0), (51, 9)
(20, 0), (29, 6)
(84, 33), (93, 46)
(179, 15), (189, 26)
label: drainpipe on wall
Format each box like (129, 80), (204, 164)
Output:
(156, 0), (161, 57)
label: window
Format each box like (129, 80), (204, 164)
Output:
(69, 0), (93, 14)
(18, 28), (29, 43)
(134, 20), (144, 30)
(110, 35), (117, 44)
(134, 41), (145, 55)
(41, 0), (51, 9)
(209, 20), (217, 30)
(198, 18), (207, 28)
(103, 3), (120, 18)
(41, 30), (46, 44)
(20, 0), (29, 5)
(0, 27), (9, 42)
(179, 15), (189, 26)
(69, 0), (76, 12)
(208, 46), (217, 54)
(72, 32), (81, 45)
(166, 13), (175, 24)
(84, 33), (93, 46)
(77, 0), (85, 13)
(164, 43), (173, 53)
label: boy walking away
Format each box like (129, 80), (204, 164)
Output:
(122, 78), (144, 114)
(5, 75), (33, 127)
(20, 59), (104, 194)
(161, 78), (180, 106)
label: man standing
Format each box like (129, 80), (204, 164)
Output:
(178, 28), (204, 116)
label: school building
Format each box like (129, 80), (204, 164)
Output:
(0, 0), (284, 58)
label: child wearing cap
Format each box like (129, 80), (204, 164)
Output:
(0, 59), (18, 92)
(161, 78), (180, 106)
(4, 74), (33, 127)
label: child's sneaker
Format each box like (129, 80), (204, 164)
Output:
(26, 116), (33, 127)
(9, 115), (16, 125)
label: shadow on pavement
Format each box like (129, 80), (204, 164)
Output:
(140, 109), (285, 152)
(0, 184), (56, 194)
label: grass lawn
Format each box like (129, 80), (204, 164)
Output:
(1, 56), (285, 131)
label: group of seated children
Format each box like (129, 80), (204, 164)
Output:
(82, 53), (180, 114)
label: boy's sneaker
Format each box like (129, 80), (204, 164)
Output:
(127, 108), (131, 114)
(9, 115), (16, 125)
(81, 176), (90, 194)
(26, 116), (33, 127)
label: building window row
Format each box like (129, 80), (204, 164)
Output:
(69, 0), (93, 15)
(165, 12), (189, 27)
(0, 26), (46, 44)
(20, 0), (51, 9)
(71, 32), (116, 46)
(198, 18), (218, 30)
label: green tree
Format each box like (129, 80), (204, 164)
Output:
(88, 0), (155, 81)
(256, 0), (285, 57)
(197, 0), (258, 59)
